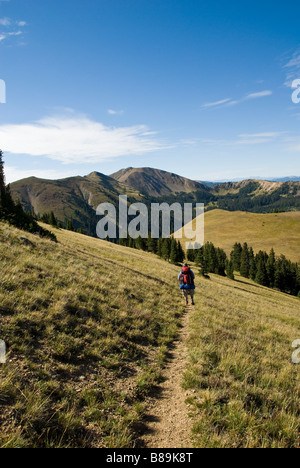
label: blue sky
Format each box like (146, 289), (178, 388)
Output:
(1, 0), (300, 183)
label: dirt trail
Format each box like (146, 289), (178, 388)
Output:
(140, 306), (194, 448)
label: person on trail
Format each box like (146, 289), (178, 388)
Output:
(178, 263), (195, 306)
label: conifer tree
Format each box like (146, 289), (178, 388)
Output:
(230, 242), (242, 271)
(225, 259), (235, 280)
(161, 238), (171, 261)
(147, 235), (157, 253)
(67, 220), (74, 231)
(255, 256), (269, 286)
(240, 243), (250, 278)
(267, 248), (276, 288)
(187, 248), (196, 262)
(156, 238), (163, 257)
(0, 150), (56, 241)
(177, 240), (185, 263)
(49, 211), (58, 227)
(170, 238), (179, 264)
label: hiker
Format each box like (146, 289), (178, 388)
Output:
(178, 263), (195, 305)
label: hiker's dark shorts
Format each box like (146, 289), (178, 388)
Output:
(182, 289), (195, 298)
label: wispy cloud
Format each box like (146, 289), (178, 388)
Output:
(0, 114), (167, 164)
(283, 47), (300, 87)
(244, 90), (273, 100)
(202, 90), (272, 109)
(198, 131), (284, 148)
(201, 98), (232, 108)
(0, 17), (11, 26)
(107, 109), (124, 116)
(0, 15), (26, 44)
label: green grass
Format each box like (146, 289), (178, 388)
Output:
(183, 273), (300, 448)
(0, 221), (184, 448)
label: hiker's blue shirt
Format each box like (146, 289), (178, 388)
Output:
(178, 270), (196, 290)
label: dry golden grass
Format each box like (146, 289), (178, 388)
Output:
(184, 272), (300, 448)
(177, 209), (300, 262)
(0, 222), (184, 448)
(1, 221), (299, 448)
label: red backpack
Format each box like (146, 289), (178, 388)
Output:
(181, 267), (194, 286)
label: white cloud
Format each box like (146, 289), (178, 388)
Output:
(0, 114), (167, 164)
(198, 131), (284, 148)
(108, 109), (124, 115)
(0, 17), (11, 26)
(7, 30), (22, 36)
(0, 16), (26, 43)
(201, 98), (232, 108)
(244, 90), (273, 100)
(239, 132), (284, 139)
(202, 90), (272, 109)
(283, 48), (300, 87)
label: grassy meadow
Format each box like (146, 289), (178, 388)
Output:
(178, 209), (300, 263)
(0, 221), (184, 448)
(0, 221), (299, 448)
(184, 273), (300, 448)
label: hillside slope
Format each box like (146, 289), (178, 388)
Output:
(0, 221), (183, 448)
(184, 273), (300, 448)
(10, 172), (143, 234)
(9, 169), (300, 238)
(0, 222), (299, 448)
(177, 209), (300, 263)
(110, 167), (210, 197)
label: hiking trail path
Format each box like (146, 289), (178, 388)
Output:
(140, 305), (194, 448)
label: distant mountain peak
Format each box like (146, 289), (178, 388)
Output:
(110, 167), (208, 197)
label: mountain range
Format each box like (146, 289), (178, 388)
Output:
(10, 167), (300, 235)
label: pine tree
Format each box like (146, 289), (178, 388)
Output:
(216, 247), (227, 276)
(170, 238), (179, 264)
(147, 235), (157, 253)
(161, 238), (171, 261)
(49, 211), (57, 227)
(205, 242), (218, 273)
(267, 248), (276, 288)
(225, 260), (235, 280)
(67, 220), (74, 231)
(230, 242), (242, 271)
(156, 238), (163, 257)
(255, 257), (269, 286)
(187, 248), (196, 262)
(136, 236), (147, 251)
(0, 151), (56, 241)
(240, 243), (250, 278)
(177, 240), (185, 263)
(195, 248), (204, 267)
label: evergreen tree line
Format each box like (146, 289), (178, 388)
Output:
(230, 242), (300, 297)
(118, 235), (234, 279)
(39, 211), (83, 234)
(119, 236), (186, 264)
(0, 151), (56, 242)
(186, 242), (234, 279)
